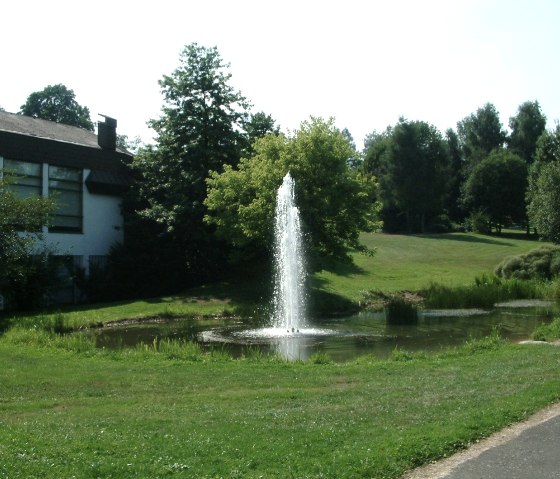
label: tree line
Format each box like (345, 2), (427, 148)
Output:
(4, 42), (560, 302)
(362, 101), (555, 236)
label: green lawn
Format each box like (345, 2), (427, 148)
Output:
(1, 230), (559, 478)
(0, 334), (559, 479)
(4, 230), (551, 329)
(314, 231), (547, 301)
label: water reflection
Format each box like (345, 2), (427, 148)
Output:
(272, 336), (311, 361)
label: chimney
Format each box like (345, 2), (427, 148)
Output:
(98, 115), (117, 150)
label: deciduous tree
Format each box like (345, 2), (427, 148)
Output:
(0, 173), (55, 308)
(463, 149), (527, 233)
(131, 43), (251, 285)
(19, 84), (94, 130)
(205, 117), (381, 266)
(508, 101), (546, 164)
(457, 103), (506, 169)
(378, 119), (451, 233)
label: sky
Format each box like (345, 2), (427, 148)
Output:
(3, 0), (560, 150)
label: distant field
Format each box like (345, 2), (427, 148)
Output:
(314, 230), (548, 301)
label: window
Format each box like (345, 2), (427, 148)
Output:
(3, 159), (42, 198)
(49, 165), (83, 233)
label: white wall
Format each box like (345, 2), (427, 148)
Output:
(43, 168), (124, 262)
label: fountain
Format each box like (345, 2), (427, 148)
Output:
(272, 172), (306, 332)
(198, 172), (336, 360)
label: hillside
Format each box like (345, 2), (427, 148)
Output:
(313, 231), (548, 302)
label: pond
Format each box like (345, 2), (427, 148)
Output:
(90, 300), (557, 362)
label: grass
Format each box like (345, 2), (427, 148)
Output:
(533, 318), (560, 341)
(2, 231), (551, 328)
(314, 230), (548, 303)
(0, 331), (559, 479)
(419, 275), (556, 309)
(1, 230), (559, 477)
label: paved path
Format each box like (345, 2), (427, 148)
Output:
(402, 402), (560, 479)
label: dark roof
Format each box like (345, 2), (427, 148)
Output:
(0, 111), (133, 196)
(0, 111), (132, 155)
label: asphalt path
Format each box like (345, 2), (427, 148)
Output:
(402, 402), (560, 479)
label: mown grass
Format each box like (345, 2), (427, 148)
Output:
(314, 231), (548, 303)
(0, 330), (559, 479)
(2, 231), (552, 329)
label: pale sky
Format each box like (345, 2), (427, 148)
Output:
(3, 0), (560, 149)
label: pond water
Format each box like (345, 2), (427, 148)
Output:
(91, 300), (557, 362)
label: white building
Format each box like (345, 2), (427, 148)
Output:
(0, 111), (133, 301)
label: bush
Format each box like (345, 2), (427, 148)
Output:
(495, 246), (560, 280)
(465, 210), (491, 234)
(2, 253), (65, 311)
(532, 318), (560, 341)
(421, 275), (545, 309)
(385, 295), (418, 324)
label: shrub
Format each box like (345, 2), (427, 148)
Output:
(495, 246), (560, 280)
(385, 295), (418, 324)
(466, 210), (491, 234)
(532, 318), (560, 341)
(2, 253), (65, 311)
(421, 275), (545, 309)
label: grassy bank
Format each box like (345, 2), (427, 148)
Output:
(1, 332), (559, 478)
(314, 231), (548, 302)
(3, 231), (551, 330)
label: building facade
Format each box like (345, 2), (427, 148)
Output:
(0, 111), (133, 302)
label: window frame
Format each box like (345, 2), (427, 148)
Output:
(48, 165), (83, 234)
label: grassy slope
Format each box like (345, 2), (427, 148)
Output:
(314, 231), (547, 301)
(0, 338), (559, 479)
(1, 232), (559, 478)
(4, 231), (548, 328)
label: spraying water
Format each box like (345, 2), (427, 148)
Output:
(272, 173), (306, 332)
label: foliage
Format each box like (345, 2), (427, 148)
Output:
(19, 83), (94, 130)
(465, 210), (491, 234)
(205, 117), (382, 265)
(0, 173), (55, 309)
(444, 128), (466, 222)
(527, 157), (560, 243)
(463, 149), (527, 232)
(495, 246), (560, 280)
(420, 274), (546, 309)
(131, 43), (251, 286)
(362, 119), (451, 233)
(457, 102), (506, 169)
(532, 317), (560, 341)
(508, 100), (547, 165)
(384, 294), (419, 324)
(243, 111), (280, 154)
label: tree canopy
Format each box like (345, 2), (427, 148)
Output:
(457, 103), (506, 169)
(362, 119), (451, 233)
(463, 149), (527, 233)
(19, 84), (94, 130)
(129, 43), (251, 285)
(508, 101), (546, 164)
(205, 117), (381, 266)
(0, 173), (54, 305)
(527, 160), (560, 243)
(527, 125), (560, 242)
(135, 43), (250, 234)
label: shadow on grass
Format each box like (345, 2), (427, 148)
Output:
(418, 233), (517, 247)
(308, 287), (360, 317)
(315, 257), (367, 276)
